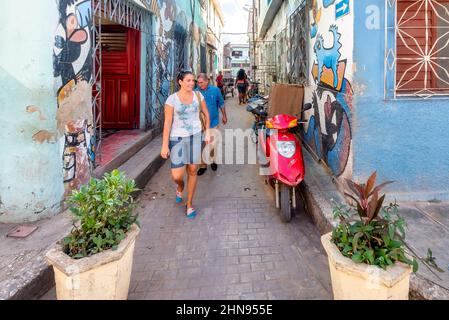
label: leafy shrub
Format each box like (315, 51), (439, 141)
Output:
(63, 170), (139, 259)
(331, 172), (418, 272)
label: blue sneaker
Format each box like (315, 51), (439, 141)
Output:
(186, 207), (197, 219)
(176, 190), (183, 203)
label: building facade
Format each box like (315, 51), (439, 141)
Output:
(0, 0), (222, 223)
(202, 0), (224, 80)
(223, 42), (232, 71)
(230, 45), (251, 78)
(254, 0), (449, 201)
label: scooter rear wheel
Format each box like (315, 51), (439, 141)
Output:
(279, 183), (292, 223)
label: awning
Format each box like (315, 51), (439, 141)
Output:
(130, 0), (158, 14)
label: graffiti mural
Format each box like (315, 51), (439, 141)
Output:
(310, 0), (321, 39)
(323, 0), (336, 8)
(53, 0), (94, 193)
(302, 0), (353, 178)
(54, 0), (92, 89)
(313, 25), (342, 89)
(302, 80), (353, 176)
(148, 0), (206, 130)
(174, 12), (189, 77)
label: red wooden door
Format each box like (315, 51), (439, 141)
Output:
(101, 26), (140, 129)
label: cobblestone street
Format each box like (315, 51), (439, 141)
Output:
(128, 97), (332, 300)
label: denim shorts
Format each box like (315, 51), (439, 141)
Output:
(169, 132), (202, 168)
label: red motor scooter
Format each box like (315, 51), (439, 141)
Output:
(247, 102), (306, 222)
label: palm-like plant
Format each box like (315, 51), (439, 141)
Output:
(332, 172), (418, 271)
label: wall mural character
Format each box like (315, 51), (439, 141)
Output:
(301, 80), (352, 177)
(314, 25), (342, 89)
(54, 0), (92, 88)
(53, 0), (94, 194)
(302, 4), (353, 178)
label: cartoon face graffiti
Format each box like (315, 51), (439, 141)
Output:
(314, 25), (342, 89)
(53, 0), (94, 194)
(53, 0), (92, 87)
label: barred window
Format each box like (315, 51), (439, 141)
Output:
(288, 1), (309, 84)
(395, 0), (449, 97)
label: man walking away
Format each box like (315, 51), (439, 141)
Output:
(196, 73), (227, 175)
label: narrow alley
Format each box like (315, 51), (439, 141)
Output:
(124, 96), (331, 300)
(4, 0), (449, 303)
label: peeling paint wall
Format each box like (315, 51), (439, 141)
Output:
(0, 1), (64, 223)
(0, 0), (211, 223)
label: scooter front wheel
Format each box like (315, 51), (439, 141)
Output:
(279, 183), (292, 223)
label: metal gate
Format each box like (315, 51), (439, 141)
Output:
(288, 0), (309, 84)
(91, 0), (153, 166)
(250, 40), (277, 94)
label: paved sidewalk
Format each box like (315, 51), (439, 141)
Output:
(302, 150), (449, 300)
(126, 97), (332, 300)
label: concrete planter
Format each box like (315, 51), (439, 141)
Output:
(45, 224), (140, 300)
(321, 232), (412, 300)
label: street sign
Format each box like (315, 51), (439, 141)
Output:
(232, 50), (243, 58)
(336, 0), (350, 19)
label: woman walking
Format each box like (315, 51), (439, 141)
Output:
(160, 71), (211, 219)
(235, 69), (249, 105)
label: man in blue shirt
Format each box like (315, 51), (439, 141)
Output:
(196, 73), (227, 175)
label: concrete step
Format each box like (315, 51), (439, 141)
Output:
(117, 135), (165, 191)
(92, 129), (155, 179)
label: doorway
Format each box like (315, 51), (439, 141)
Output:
(101, 25), (140, 129)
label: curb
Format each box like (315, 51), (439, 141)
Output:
(4, 137), (166, 300)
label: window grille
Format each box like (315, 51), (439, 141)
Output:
(386, 0), (449, 99)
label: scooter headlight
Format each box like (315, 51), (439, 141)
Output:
(277, 141), (296, 158)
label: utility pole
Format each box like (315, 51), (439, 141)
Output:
(252, 0), (256, 80)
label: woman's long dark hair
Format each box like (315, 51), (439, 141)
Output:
(237, 69), (246, 80)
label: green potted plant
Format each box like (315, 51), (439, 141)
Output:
(45, 170), (140, 300)
(321, 172), (418, 300)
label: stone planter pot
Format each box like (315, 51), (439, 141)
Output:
(45, 224), (140, 300)
(321, 232), (412, 300)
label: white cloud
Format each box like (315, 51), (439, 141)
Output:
(220, 0), (252, 44)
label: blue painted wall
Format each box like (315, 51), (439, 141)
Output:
(353, 0), (449, 201)
(0, 2), (64, 222)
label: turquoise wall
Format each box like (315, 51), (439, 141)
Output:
(0, 1), (64, 222)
